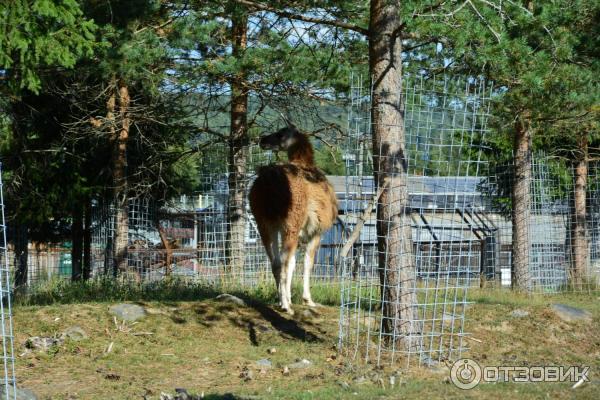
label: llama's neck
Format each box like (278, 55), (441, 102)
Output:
(287, 133), (315, 166)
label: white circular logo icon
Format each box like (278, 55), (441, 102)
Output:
(450, 358), (482, 389)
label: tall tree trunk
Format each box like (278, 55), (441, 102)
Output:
(13, 224), (28, 288)
(226, 9), (249, 279)
(111, 79), (130, 276)
(511, 117), (532, 290)
(570, 135), (588, 289)
(369, 0), (420, 349)
(83, 199), (91, 280)
(71, 207), (83, 281)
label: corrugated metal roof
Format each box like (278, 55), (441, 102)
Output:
(328, 175), (485, 195)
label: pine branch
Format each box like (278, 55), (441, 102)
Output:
(234, 0), (370, 36)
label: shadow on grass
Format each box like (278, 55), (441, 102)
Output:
(191, 295), (324, 343)
(15, 277), (327, 345)
(245, 298), (323, 343)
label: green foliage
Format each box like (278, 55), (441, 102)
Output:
(315, 146), (345, 175)
(13, 275), (343, 307)
(1, 0), (599, 248)
(0, 0), (96, 93)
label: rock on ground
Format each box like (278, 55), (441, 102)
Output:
(442, 313), (456, 322)
(550, 304), (592, 323)
(255, 359), (272, 369)
(215, 294), (246, 306)
(25, 337), (63, 352)
(511, 309), (530, 318)
(288, 359), (312, 369)
(109, 304), (146, 322)
(61, 326), (88, 341)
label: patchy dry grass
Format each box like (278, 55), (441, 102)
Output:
(10, 284), (600, 399)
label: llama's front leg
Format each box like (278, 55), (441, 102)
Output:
(302, 236), (320, 307)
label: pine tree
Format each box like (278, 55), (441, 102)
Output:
(0, 0), (96, 286)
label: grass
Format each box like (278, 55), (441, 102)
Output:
(13, 277), (344, 308)
(10, 279), (600, 399)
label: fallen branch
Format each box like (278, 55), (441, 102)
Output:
(338, 179), (389, 261)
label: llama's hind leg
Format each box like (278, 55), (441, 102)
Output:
(302, 236), (320, 307)
(279, 236), (298, 315)
(256, 224), (282, 306)
(268, 231), (283, 307)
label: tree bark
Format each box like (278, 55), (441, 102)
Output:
(570, 135), (588, 289)
(13, 224), (28, 288)
(511, 117), (532, 290)
(71, 206), (83, 281)
(83, 199), (91, 280)
(226, 9), (249, 279)
(369, 0), (420, 349)
(111, 79), (130, 276)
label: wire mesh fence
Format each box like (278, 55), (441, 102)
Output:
(485, 155), (600, 293)
(338, 74), (600, 369)
(338, 75), (493, 368)
(87, 145), (347, 287)
(588, 163), (600, 281)
(0, 163), (17, 399)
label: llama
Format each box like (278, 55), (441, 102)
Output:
(249, 125), (338, 315)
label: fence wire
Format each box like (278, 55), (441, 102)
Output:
(486, 156), (600, 293)
(339, 75), (493, 368)
(87, 145), (346, 286)
(0, 163), (17, 399)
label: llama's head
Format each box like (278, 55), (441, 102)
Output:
(259, 125), (302, 151)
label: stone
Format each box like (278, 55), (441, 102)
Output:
(215, 294), (246, 306)
(420, 356), (439, 368)
(282, 366), (290, 376)
(25, 337), (63, 352)
(300, 309), (320, 320)
(442, 313), (456, 322)
(239, 368), (253, 382)
(174, 388), (190, 400)
(109, 304), (146, 322)
(550, 304), (592, 323)
(256, 324), (272, 333)
(255, 359), (272, 369)
(267, 347), (276, 354)
(0, 385), (38, 400)
(511, 309), (530, 318)
(288, 359), (312, 369)
(389, 375), (396, 387)
(352, 376), (367, 385)
(61, 326), (88, 341)
(337, 381), (350, 390)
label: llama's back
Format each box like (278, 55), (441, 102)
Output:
(303, 172), (338, 230)
(249, 164), (297, 224)
(249, 163), (337, 234)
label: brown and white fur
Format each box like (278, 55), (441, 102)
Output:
(249, 125), (338, 315)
